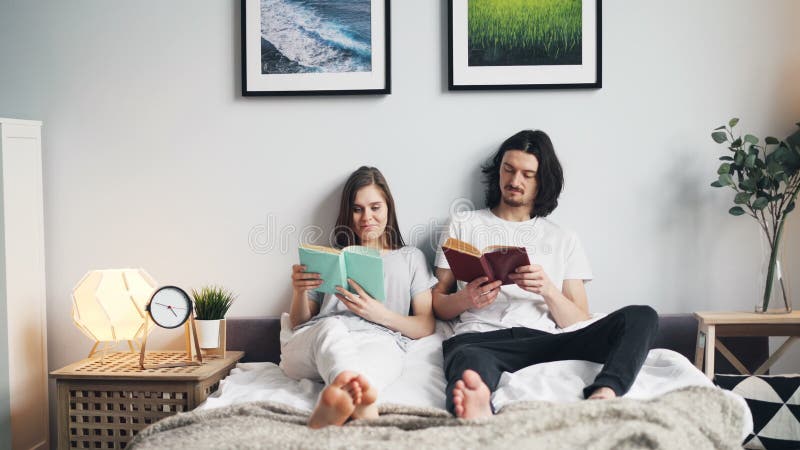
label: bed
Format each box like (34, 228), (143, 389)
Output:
(128, 314), (767, 449)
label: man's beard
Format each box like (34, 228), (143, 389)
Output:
(501, 194), (526, 208)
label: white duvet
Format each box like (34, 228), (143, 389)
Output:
(199, 315), (752, 440)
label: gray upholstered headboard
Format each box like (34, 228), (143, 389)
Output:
(226, 314), (768, 375)
(225, 316), (283, 364)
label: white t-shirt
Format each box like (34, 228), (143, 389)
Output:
(434, 208), (593, 335)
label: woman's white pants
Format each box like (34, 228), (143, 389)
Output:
(279, 317), (404, 392)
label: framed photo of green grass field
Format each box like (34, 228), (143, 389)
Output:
(449, 0), (601, 90)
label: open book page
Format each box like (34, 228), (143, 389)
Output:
(443, 238), (482, 257)
(442, 238), (489, 283)
(342, 246), (385, 301)
(298, 245), (347, 296)
(442, 238), (529, 285)
(483, 245), (522, 252)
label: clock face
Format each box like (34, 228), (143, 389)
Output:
(147, 286), (192, 328)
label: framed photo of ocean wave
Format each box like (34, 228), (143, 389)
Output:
(241, 0), (390, 96)
(448, 0), (601, 90)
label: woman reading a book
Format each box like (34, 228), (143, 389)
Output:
(279, 166), (438, 428)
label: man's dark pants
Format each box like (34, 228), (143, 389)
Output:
(442, 305), (659, 414)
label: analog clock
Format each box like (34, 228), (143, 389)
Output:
(146, 286), (192, 329)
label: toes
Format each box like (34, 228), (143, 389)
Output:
(342, 381), (362, 405)
(453, 388), (464, 409)
(354, 374), (375, 397)
(354, 375), (378, 405)
(462, 370), (484, 390)
(342, 382), (359, 403)
(355, 374), (371, 388)
(333, 371), (360, 386)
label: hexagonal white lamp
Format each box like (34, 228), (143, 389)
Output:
(72, 269), (158, 357)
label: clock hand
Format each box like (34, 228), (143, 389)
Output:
(155, 302), (183, 317)
(155, 302), (186, 310)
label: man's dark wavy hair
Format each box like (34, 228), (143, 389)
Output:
(481, 130), (564, 218)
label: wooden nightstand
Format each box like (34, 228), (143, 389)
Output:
(694, 311), (800, 378)
(50, 350), (244, 450)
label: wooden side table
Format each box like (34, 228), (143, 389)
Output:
(50, 350), (244, 450)
(694, 311), (800, 378)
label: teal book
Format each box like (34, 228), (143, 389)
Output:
(298, 244), (385, 302)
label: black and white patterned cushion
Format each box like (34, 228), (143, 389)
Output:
(715, 374), (800, 450)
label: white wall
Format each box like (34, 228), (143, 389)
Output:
(1, 0), (799, 442)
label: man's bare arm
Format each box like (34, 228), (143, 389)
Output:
(508, 265), (590, 328)
(542, 279), (590, 328)
(432, 268), (502, 320)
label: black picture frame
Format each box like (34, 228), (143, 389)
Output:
(241, 0), (391, 96)
(448, 0), (601, 91)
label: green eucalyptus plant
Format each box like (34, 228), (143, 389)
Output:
(711, 118), (800, 311)
(192, 285), (236, 320)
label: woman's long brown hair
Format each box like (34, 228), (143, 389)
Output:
(333, 166), (405, 250)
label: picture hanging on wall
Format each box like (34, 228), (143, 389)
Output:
(448, 0), (601, 90)
(241, 0), (390, 96)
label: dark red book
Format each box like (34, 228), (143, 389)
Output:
(442, 238), (530, 285)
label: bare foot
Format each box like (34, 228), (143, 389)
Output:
(587, 386), (617, 400)
(452, 369), (492, 419)
(308, 372), (359, 428)
(350, 373), (379, 420)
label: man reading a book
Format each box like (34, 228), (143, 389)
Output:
(432, 130), (659, 419)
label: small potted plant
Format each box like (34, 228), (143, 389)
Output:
(192, 285), (235, 348)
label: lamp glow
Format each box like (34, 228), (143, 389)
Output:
(71, 269), (158, 357)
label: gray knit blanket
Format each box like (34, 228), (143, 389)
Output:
(129, 386), (743, 450)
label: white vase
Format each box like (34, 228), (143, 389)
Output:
(196, 319), (221, 348)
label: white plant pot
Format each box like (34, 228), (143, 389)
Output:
(196, 319), (221, 349)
